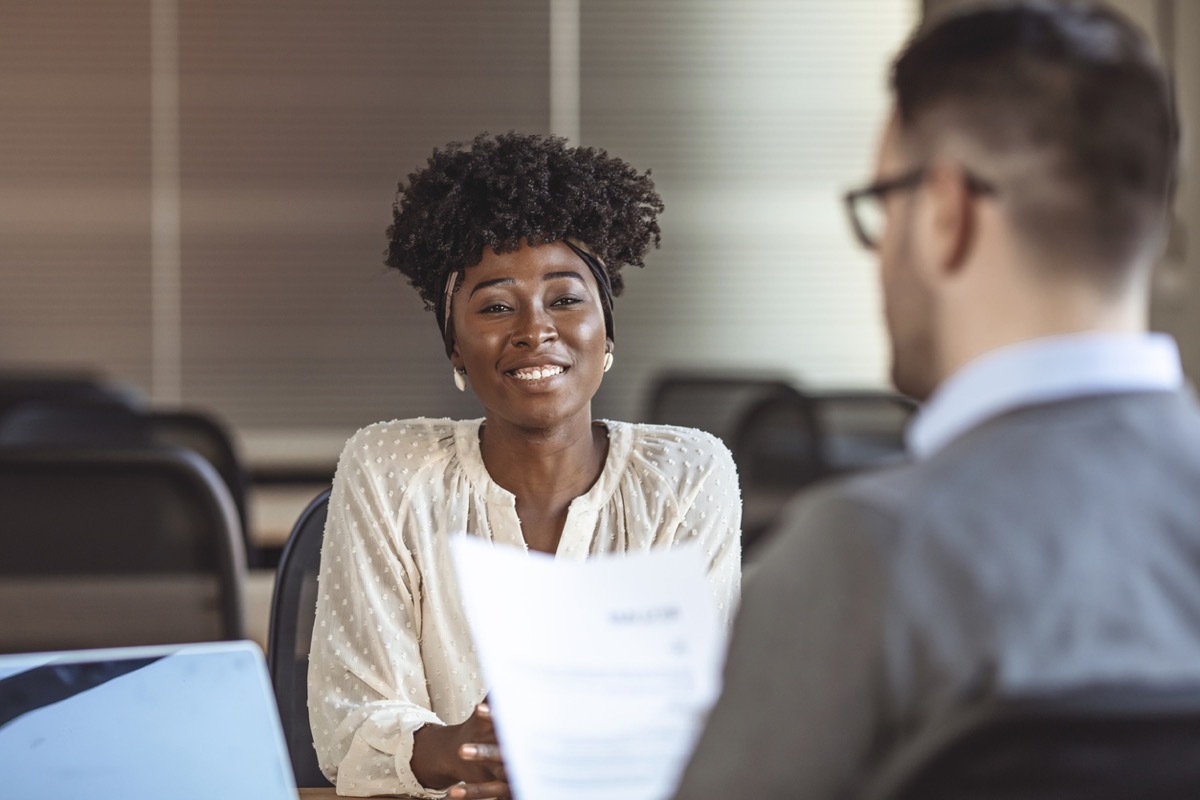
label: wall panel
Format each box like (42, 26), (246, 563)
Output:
(582, 0), (914, 422)
(178, 1), (551, 434)
(0, 2), (152, 386)
(0, 1), (920, 454)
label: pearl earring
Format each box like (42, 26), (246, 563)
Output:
(603, 353), (614, 373)
(453, 368), (467, 392)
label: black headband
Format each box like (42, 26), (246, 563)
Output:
(436, 241), (616, 358)
(562, 240), (616, 344)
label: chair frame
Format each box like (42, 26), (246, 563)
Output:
(0, 446), (246, 642)
(266, 487), (333, 788)
(858, 685), (1200, 800)
(644, 371), (800, 427)
(148, 409), (254, 564)
(0, 403), (259, 568)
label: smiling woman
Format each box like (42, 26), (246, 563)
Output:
(306, 132), (742, 799)
(451, 243), (610, 448)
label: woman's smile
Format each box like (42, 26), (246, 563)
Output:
(508, 364), (566, 381)
(505, 361), (569, 384)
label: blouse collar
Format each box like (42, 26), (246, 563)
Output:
(453, 418), (633, 512)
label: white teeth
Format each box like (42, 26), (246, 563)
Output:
(511, 365), (564, 381)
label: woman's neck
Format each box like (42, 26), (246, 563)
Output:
(478, 411), (608, 553)
(479, 411), (607, 503)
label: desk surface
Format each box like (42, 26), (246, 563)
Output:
(297, 790), (425, 799)
(297, 791), (432, 799)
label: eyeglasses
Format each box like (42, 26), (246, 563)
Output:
(843, 166), (997, 250)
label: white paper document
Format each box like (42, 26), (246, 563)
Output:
(449, 537), (725, 800)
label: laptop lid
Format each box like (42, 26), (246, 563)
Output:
(0, 640), (297, 800)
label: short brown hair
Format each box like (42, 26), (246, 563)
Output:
(892, 0), (1177, 279)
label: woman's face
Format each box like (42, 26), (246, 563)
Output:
(449, 240), (612, 432)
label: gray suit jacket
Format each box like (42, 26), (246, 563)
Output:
(672, 390), (1200, 800)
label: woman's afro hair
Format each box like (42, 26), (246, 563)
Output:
(385, 131), (664, 309)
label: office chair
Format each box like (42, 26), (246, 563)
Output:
(857, 685), (1200, 800)
(148, 410), (255, 565)
(646, 372), (827, 551)
(810, 390), (916, 472)
(267, 488), (333, 788)
(730, 390), (828, 551)
(0, 401), (153, 448)
(0, 371), (143, 421)
(0, 402), (259, 567)
(0, 447), (245, 653)
(644, 371), (801, 446)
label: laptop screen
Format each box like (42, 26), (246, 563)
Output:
(0, 641), (297, 800)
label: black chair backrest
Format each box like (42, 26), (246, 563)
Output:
(730, 389), (827, 551)
(0, 402), (257, 567)
(645, 372), (801, 446)
(0, 401), (153, 447)
(0, 446), (245, 653)
(858, 685), (1200, 800)
(810, 391), (916, 472)
(647, 373), (823, 551)
(148, 410), (253, 564)
(267, 488), (332, 788)
(0, 372), (143, 421)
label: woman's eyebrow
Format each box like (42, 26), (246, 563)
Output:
(468, 277), (514, 298)
(468, 271), (586, 299)
(543, 271), (587, 285)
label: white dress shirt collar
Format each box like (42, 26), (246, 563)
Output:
(907, 332), (1184, 460)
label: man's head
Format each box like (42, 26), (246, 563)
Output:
(851, 0), (1177, 400)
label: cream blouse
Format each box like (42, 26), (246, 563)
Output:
(307, 417), (742, 797)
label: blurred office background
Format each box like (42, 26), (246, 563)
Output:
(0, 0), (1195, 646)
(6, 0), (1192, 455)
(0, 0), (914, 454)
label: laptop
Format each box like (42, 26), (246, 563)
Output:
(0, 640), (298, 800)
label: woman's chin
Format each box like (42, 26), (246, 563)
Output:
(482, 396), (594, 434)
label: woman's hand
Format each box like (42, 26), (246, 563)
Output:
(411, 702), (509, 799)
(449, 702), (508, 800)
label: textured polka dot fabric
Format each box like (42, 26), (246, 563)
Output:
(307, 417), (741, 796)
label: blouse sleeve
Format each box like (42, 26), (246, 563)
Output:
(677, 435), (743, 628)
(307, 434), (447, 798)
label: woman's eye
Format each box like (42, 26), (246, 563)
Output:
(480, 303), (511, 314)
(552, 295), (583, 306)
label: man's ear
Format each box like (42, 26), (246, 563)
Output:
(920, 160), (975, 278)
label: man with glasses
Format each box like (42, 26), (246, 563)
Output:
(672, 1), (1197, 798)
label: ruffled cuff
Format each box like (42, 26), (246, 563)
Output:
(334, 704), (447, 798)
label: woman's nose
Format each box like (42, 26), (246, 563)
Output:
(511, 305), (557, 347)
